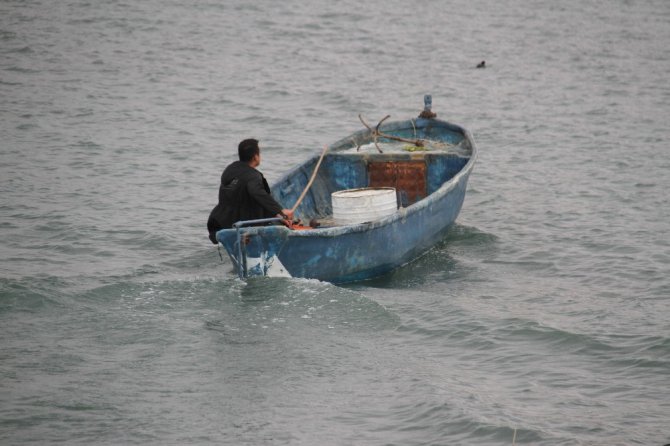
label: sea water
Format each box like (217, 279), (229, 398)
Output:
(1, 0), (669, 444)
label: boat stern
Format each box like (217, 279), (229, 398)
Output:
(216, 222), (292, 279)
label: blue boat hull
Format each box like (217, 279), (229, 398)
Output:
(216, 112), (477, 283)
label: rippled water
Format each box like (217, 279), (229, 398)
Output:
(2, 0), (669, 444)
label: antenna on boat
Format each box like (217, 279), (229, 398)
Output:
(418, 94), (437, 119)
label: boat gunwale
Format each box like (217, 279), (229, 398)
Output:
(234, 117), (477, 239)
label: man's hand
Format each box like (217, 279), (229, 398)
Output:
(279, 209), (294, 221)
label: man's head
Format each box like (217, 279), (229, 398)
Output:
(238, 138), (260, 165)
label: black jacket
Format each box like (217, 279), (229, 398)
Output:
(207, 161), (283, 244)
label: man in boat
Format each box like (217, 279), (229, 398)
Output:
(207, 138), (294, 244)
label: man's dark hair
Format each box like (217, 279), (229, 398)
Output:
(238, 138), (260, 162)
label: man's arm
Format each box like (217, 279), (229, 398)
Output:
(246, 176), (284, 217)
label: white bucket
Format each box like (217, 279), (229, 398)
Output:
(331, 187), (397, 225)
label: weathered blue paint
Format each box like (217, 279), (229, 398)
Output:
(216, 104), (477, 284)
(232, 217), (285, 279)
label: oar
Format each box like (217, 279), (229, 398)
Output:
(291, 144), (329, 214)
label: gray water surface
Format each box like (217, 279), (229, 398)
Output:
(1, 0), (669, 444)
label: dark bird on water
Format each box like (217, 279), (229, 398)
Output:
(476, 60), (486, 68)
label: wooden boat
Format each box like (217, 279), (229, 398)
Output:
(215, 96), (477, 283)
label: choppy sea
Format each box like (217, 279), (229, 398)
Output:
(2, 0), (669, 444)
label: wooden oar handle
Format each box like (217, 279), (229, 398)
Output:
(291, 144), (329, 213)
